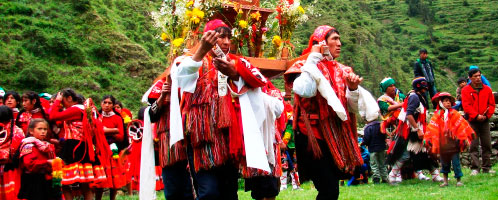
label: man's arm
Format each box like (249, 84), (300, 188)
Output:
(461, 87), (479, 120)
(413, 61), (422, 77)
(486, 88), (496, 119)
(292, 52), (323, 98)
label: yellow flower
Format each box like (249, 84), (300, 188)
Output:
(161, 32), (168, 41)
(190, 16), (200, 24)
(239, 20), (248, 29)
(272, 35), (282, 47)
(192, 8), (204, 19)
(186, 10), (193, 18)
(238, 8), (243, 14)
(250, 11), (261, 21)
(172, 38), (184, 47)
(298, 6), (305, 14)
(186, 1), (194, 8)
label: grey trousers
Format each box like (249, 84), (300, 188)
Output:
(469, 120), (492, 171)
(370, 151), (388, 180)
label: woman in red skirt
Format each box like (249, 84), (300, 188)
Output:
(49, 88), (106, 200)
(95, 95), (126, 200)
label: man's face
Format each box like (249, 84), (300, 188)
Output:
(420, 52), (428, 60)
(470, 72), (482, 85)
(326, 32), (341, 58)
(216, 33), (231, 55)
(386, 84), (396, 96)
(458, 81), (467, 88)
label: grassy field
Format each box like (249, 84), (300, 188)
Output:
(107, 164), (498, 200)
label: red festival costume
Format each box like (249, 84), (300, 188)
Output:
(284, 25), (363, 173)
(0, 122), (24, 200)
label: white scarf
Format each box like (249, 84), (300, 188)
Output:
(101, 111), (115, 118)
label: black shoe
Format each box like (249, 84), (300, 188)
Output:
(373, 178), (380, 184)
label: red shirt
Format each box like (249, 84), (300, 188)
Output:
(17, 111), (45, 134)
(20, 142), (53, 174)
(461, 84), (495, 121)
(101, 114), (124, 143)
(49, 100), (84, 139)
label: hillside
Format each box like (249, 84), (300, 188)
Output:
(0, 0), (496, 112)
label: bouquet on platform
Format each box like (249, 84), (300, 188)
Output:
(152, 0), (223, 60)
(230, 3), (268, 57)
(275, 0), (308, 57)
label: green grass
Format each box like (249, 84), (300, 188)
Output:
(106, 165), (498, 200)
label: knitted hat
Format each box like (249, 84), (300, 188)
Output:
(0, 87), (4, 97)
(469, 65), (479, 70)
(379, 77), (395, 93)
(203, 19), (229, 33)
(302, 25), (336, 55)
(412, 77), (428, 91)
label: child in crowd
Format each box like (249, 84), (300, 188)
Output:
(424, 92), (474, 187)
(18, 118), (61, 200)
(452, 77), (467, 110)
(0, 105), (25, 200)
(362, 118), (388, 184)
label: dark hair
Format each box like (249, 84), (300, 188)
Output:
(214, 26), (232, 38)
(3, 91), (21, 109)
(0, 105), (13, 123)
(115, 100), (123, 109)
(138, 106), (147, 121)
(17, 91), (48, 126)
(21, 91), (43, 111)
(468, 68), (481, 77)
(419, 48), (428, 54)
(61, 88), (84, 104)
(457, 77), (467, 84)
(102, 95), (117, 105)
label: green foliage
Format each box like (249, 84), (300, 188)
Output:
(16, 66), (49, 91)
(1, 0), (497, 113)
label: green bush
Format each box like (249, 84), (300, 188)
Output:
(1, 3), (33, 16)
(439, 44), (460, 52)
(73, 0), (91, 13)
(16, 66), (49, 91)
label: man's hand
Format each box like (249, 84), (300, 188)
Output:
(476, 114), (486, 122)
(161, 81), (171, 96)
(55, 92), (63, 101)
(417, 128), (424, 139)
(213, 57), (239, 80)
(192, 31), (220, 62)
(345, 72), (363, 91)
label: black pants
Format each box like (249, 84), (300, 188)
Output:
(295, 132), (339, 200)
(186, 144), (239, 200)
(162, 161), (194, 200)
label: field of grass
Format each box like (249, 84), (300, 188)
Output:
(106, 164), (498, 200)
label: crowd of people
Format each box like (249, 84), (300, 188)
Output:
(0, 18), (495, 200)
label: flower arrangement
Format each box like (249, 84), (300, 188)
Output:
(275, 0), (308, 57)
(152, 0), (223, 60)
(51, 157), (63, 189)
(230, 2), (269, 57)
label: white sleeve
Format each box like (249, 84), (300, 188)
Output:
(177, 56), (203, 93)
(346, 88), (360, 113)
(292, 52), (323, 98)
